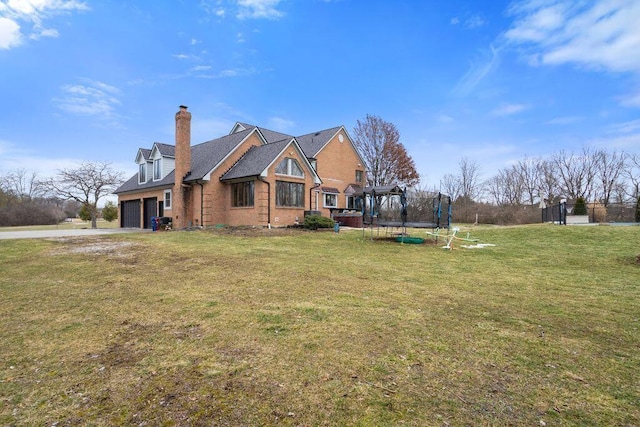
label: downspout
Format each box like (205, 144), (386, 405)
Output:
(257, 176), (271, 229)
(196, 180), (204, 227)
(310, 183), (321, 211)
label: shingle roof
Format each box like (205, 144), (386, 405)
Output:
(183, 128), (257, 182)
(154, 142), (175, 157)
(115, 122), (343, 194)
(321, 186), (340, 194)
(114, 170), (175, 194)
(137, 148), (151, 161)
(257, 127), (293, 144)
(115, 129), (256, 193)
(220, 138), (292, 181)
(296, 126), (341, 158)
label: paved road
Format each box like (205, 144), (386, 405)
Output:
(0, 228), (145, 240)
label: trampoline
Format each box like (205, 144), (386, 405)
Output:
(358, 185), (452, 242)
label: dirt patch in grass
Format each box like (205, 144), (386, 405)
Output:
(46, 237), (137, 256)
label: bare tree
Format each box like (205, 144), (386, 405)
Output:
(458, 156), (482, 201)
(516, 156), (542, 205)
(501, 165), (525, 205)
(538, 159), (560, 204)
(1, 169), (41, 200)
(353, 114), (420, 187)
(594, 149), (626, 207)
(485, 174), (507, 206)
(552, 148), (597, 201)
(41, 162), (124, 229)
(625, 153), (640, 201)
(440, 173), (461, 201)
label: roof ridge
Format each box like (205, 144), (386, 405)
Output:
(296, 125), (342, 138)
(193, 127), (253, 149)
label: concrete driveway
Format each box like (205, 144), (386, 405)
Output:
(0, 228), (145, 240)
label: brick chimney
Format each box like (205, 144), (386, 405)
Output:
(173, 105), (191, 229)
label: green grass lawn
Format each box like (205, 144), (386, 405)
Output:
(1, 225), (638, 426)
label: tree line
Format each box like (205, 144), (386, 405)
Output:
(439, 148), (640, 224)
(351, 114), (639, 224)
(0, 162), (123, 228)
(441, 148), (640, 207)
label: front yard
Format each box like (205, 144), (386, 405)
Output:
(1, 225), (638, 425)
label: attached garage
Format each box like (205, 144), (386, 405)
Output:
(121, 200), (141, 228)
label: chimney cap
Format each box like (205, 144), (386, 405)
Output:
(179, 105), (188, 111)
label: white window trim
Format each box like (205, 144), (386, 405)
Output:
(164, 189), (172, 210)
(323, 192), (338, 208)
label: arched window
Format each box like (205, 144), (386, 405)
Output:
(276, 158), (304, 177)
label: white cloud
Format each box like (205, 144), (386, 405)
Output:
(606, 118), (640, 134)
(491, 103), (529, 116)
(619, 90), (640, 107)
(465, 15), (485, 29)
(452, 44), (500, 96)
(29, 25), (58, 39)
(437, 114), (455, 123)
(544, 116), (583, 125)
(450, 17), (459, 25)
(0, 16), (21, 49)
(236, 0), (283, 20)
(268, 116), (294, 132)
(0, 0), (87, 49)
(54, 79), (121, 119)
(505, 0), (640, 74)
(197, 67), (258, 79)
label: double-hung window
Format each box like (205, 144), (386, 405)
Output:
(231, 181), (254, 207)
(164, 189), (172, 209)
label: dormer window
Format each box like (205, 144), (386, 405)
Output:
(276, 157), (304, 178)
(153, 158), (162, 181)
(139, 163), (147, 184)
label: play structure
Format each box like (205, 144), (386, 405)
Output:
(359, 185), (452, 243)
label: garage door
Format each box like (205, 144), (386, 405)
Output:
(121, 200), (141, 228)
(143, 197), (158, 229)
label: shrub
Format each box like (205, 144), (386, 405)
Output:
(635, 196), (640, 223)
(78, 204), (92, 221)
(102, 201), (118, 222)
(303, 214), (335, 230)
(574, 197), (587, 215)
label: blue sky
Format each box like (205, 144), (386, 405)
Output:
(1, 0), (639, 190)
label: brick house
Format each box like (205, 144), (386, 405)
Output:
(114, 106), (366, 229)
